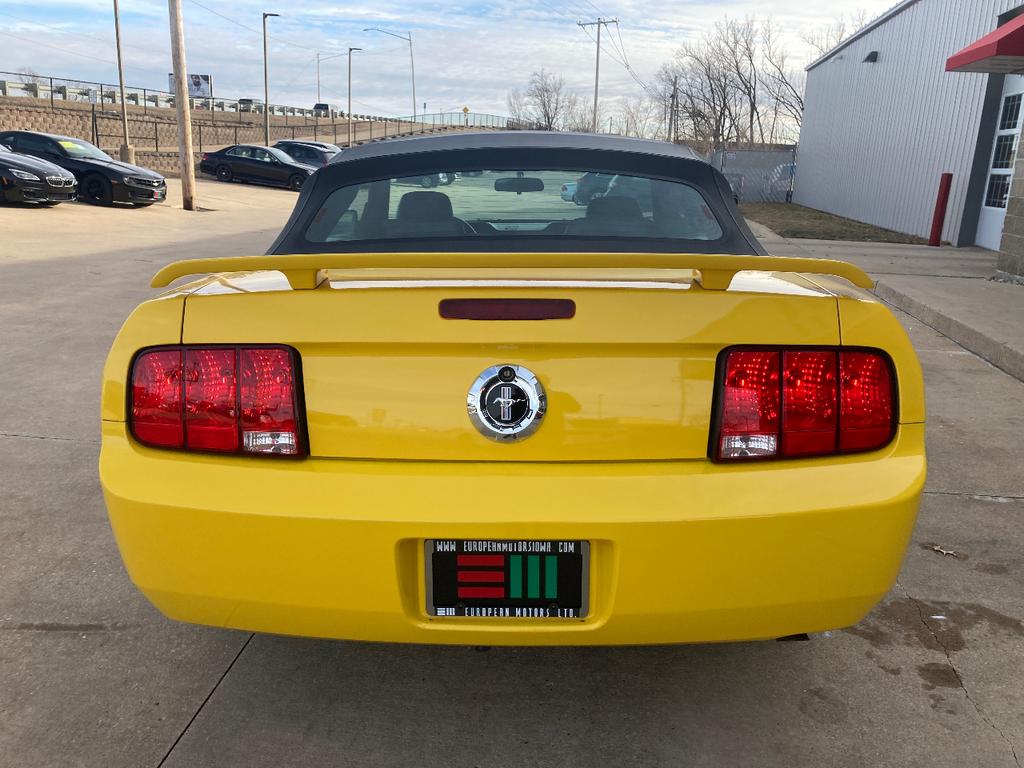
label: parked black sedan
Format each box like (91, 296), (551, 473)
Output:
(272, 140), (340, 167)
(199, 145), (317, 190)
(0, 142), (77, 205)
(0, 130), (166, 206)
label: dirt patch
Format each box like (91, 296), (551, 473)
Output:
(917, 662), (962, 690)
(844, 598), (1023, 655)
(741, 203), (929, 244)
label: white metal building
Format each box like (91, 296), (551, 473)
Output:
(795, 0), (1024, 251)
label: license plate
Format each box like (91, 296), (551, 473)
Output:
(426, 539), (588, 618)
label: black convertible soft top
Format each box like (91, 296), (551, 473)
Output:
(268, 131), (766, 256)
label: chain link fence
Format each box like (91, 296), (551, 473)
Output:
(708, 147), (798, 204)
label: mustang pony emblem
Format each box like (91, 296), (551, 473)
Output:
(467, 365), (546, 441)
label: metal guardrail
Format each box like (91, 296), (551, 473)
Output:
(0, 72), (538, 131)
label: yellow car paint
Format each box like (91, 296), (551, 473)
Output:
(99, 259), (926, 645)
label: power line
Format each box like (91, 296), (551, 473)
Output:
(0, 11), (171, 57)
(183, 0), (345, 55)
(577, 21), (652, 95)
(0, 28), (118, 65)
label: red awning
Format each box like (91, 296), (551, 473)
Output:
(947, 14), (1024, 73)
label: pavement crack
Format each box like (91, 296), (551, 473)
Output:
(897, 582), (1021, 768)
(0, 431), (99, 444)
(923, 490), (1024, 501)
(156, 633), (254, 768)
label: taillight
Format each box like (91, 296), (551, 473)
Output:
(130, 346), (304, 456)
(713, 348), (895, 461)
(201, 152), (209, 161)
(718, 350), (780, 459)
(839, 352), (894, 452)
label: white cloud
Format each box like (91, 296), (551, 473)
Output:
(0, 0), (899, 115)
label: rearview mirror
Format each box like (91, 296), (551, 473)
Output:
(494, 177), (544, 193)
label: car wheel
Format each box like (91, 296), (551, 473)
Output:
(81, 175), (113, 206)
(288, 174), (306, 191)
(419, 175), (438, 188)
(216, 165), (233, 183)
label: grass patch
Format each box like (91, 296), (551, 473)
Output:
(741, 203), (928, 244)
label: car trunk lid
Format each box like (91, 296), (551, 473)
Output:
(180, 267), (841, 461)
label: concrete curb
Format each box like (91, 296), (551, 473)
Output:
(874, 280), (1024, 382)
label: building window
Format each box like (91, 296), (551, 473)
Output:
(1000, 94), (1022, 130)
(985, 173), (1012, 208)
(993, 134), (1019, 169)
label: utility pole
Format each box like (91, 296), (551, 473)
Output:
(262, 11), (279, 145)
(112, 0), (134, 163)
(363, 28), (416, 121)
(347, 47), (362, 147)
(167, 0), (196, 210)
(668, 76), (679, 144)
(578, 17), (617, 133)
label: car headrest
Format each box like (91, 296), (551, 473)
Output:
(397, 191), (454, 221)
(586, 195), (644, 220)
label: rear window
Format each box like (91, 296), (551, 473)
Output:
(304, 169), (724, 244)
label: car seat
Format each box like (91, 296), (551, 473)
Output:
(564, 195), (653, 237)
(387, 191), (475, 237)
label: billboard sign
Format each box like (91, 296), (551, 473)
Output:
(168, 73), (213, 98)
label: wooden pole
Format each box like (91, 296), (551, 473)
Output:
(167, 0), (196, 210)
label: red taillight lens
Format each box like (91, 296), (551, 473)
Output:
(782, 351), (837, 457)
(184, 348), (238, 452)
(129, 346), (303, 457)
(840, 351), (894, 452)
(240, 348), (299, 455)
(131, 349), (184, 448)
(201, 153), (209, 160)
(715, 348), (894, 461)
(718, 350), (780, 459)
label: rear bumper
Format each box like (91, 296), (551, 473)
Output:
(100, 421), (925, 645)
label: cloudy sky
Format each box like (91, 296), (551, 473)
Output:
(0, 0), (898, 116)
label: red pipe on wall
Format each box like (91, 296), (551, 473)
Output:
(929, 173), (954, 247)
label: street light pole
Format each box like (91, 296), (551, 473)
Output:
(347, 47), (361, 147)
(363, 28), (416, 121)
(262, 11), (279, 145)
(408, 31), (416, 122)
(112, 0), (133, 162)
(316, 51), (345, 112)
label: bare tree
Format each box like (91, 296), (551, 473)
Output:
(523, 69), (574, 131)
(802, 9), (872, 59)
(761, 19), (805, 132)
(619, 96), (661, 139)
(15, 67), (43, 84)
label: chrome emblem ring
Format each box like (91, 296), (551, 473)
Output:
(467, 364), (546, 441)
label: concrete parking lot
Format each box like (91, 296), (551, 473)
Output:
(1, 182), (1022, 767)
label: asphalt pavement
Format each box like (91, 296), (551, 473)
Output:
(1, 185), (1021, 767)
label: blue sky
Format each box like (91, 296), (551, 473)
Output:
(0, 0), (898, 116)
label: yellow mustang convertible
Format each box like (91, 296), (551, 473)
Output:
(99, 132), (925, 645)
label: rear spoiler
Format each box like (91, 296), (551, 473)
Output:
(151, 253), (874, 291)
